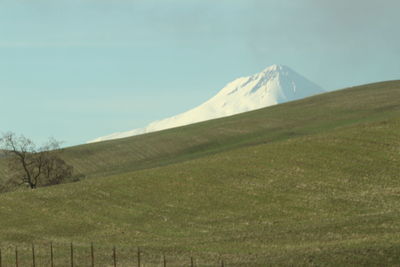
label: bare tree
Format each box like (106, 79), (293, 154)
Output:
(0, 132), (73, 189)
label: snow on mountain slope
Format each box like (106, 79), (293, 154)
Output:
(90, 64), (324, 142)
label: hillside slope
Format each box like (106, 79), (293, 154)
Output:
(0, 81), (399, 265)
(59, 81), (400, 180)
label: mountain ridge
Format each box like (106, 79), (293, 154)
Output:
(91, 64), (324, 142)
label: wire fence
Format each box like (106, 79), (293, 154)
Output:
(0, 243), (241, 266)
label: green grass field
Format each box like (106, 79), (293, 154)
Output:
(0, 81), (399, 265)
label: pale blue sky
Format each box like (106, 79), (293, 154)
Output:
(1, 0), (399, 146)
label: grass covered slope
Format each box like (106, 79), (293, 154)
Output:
(57, 81), (400, 181)
(0, 81), (399, 265)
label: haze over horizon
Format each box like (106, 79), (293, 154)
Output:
(1, 0), (399, 146)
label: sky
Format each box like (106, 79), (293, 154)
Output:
(1, 0), (399, 146)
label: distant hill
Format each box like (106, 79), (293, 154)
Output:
(0, 80), (399, 265)
(91, 64), (324, 142)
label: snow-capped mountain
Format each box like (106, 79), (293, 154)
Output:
(90, 64), (324, 142)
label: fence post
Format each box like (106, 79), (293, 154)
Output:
(50, 243), (54, 267)
(221, 259), (225, 267)
(191, 256), (194, 267)
(137, 247), (141, 267)
(15, 247), (18, 267)
(32, 243), (36, 267)
(113, 246), (117, 267)
(91, 243), (94, 267)
(163, 254), (166, 267)
(70, 243), (74, 267)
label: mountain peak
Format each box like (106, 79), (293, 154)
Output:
(262, 64), (290, 73)
(90, 65), (325, 143)
(256, 64), (293, 81)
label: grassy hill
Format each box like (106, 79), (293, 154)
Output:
(61, 80), (400, 179)
(0, 81), (399, 265)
